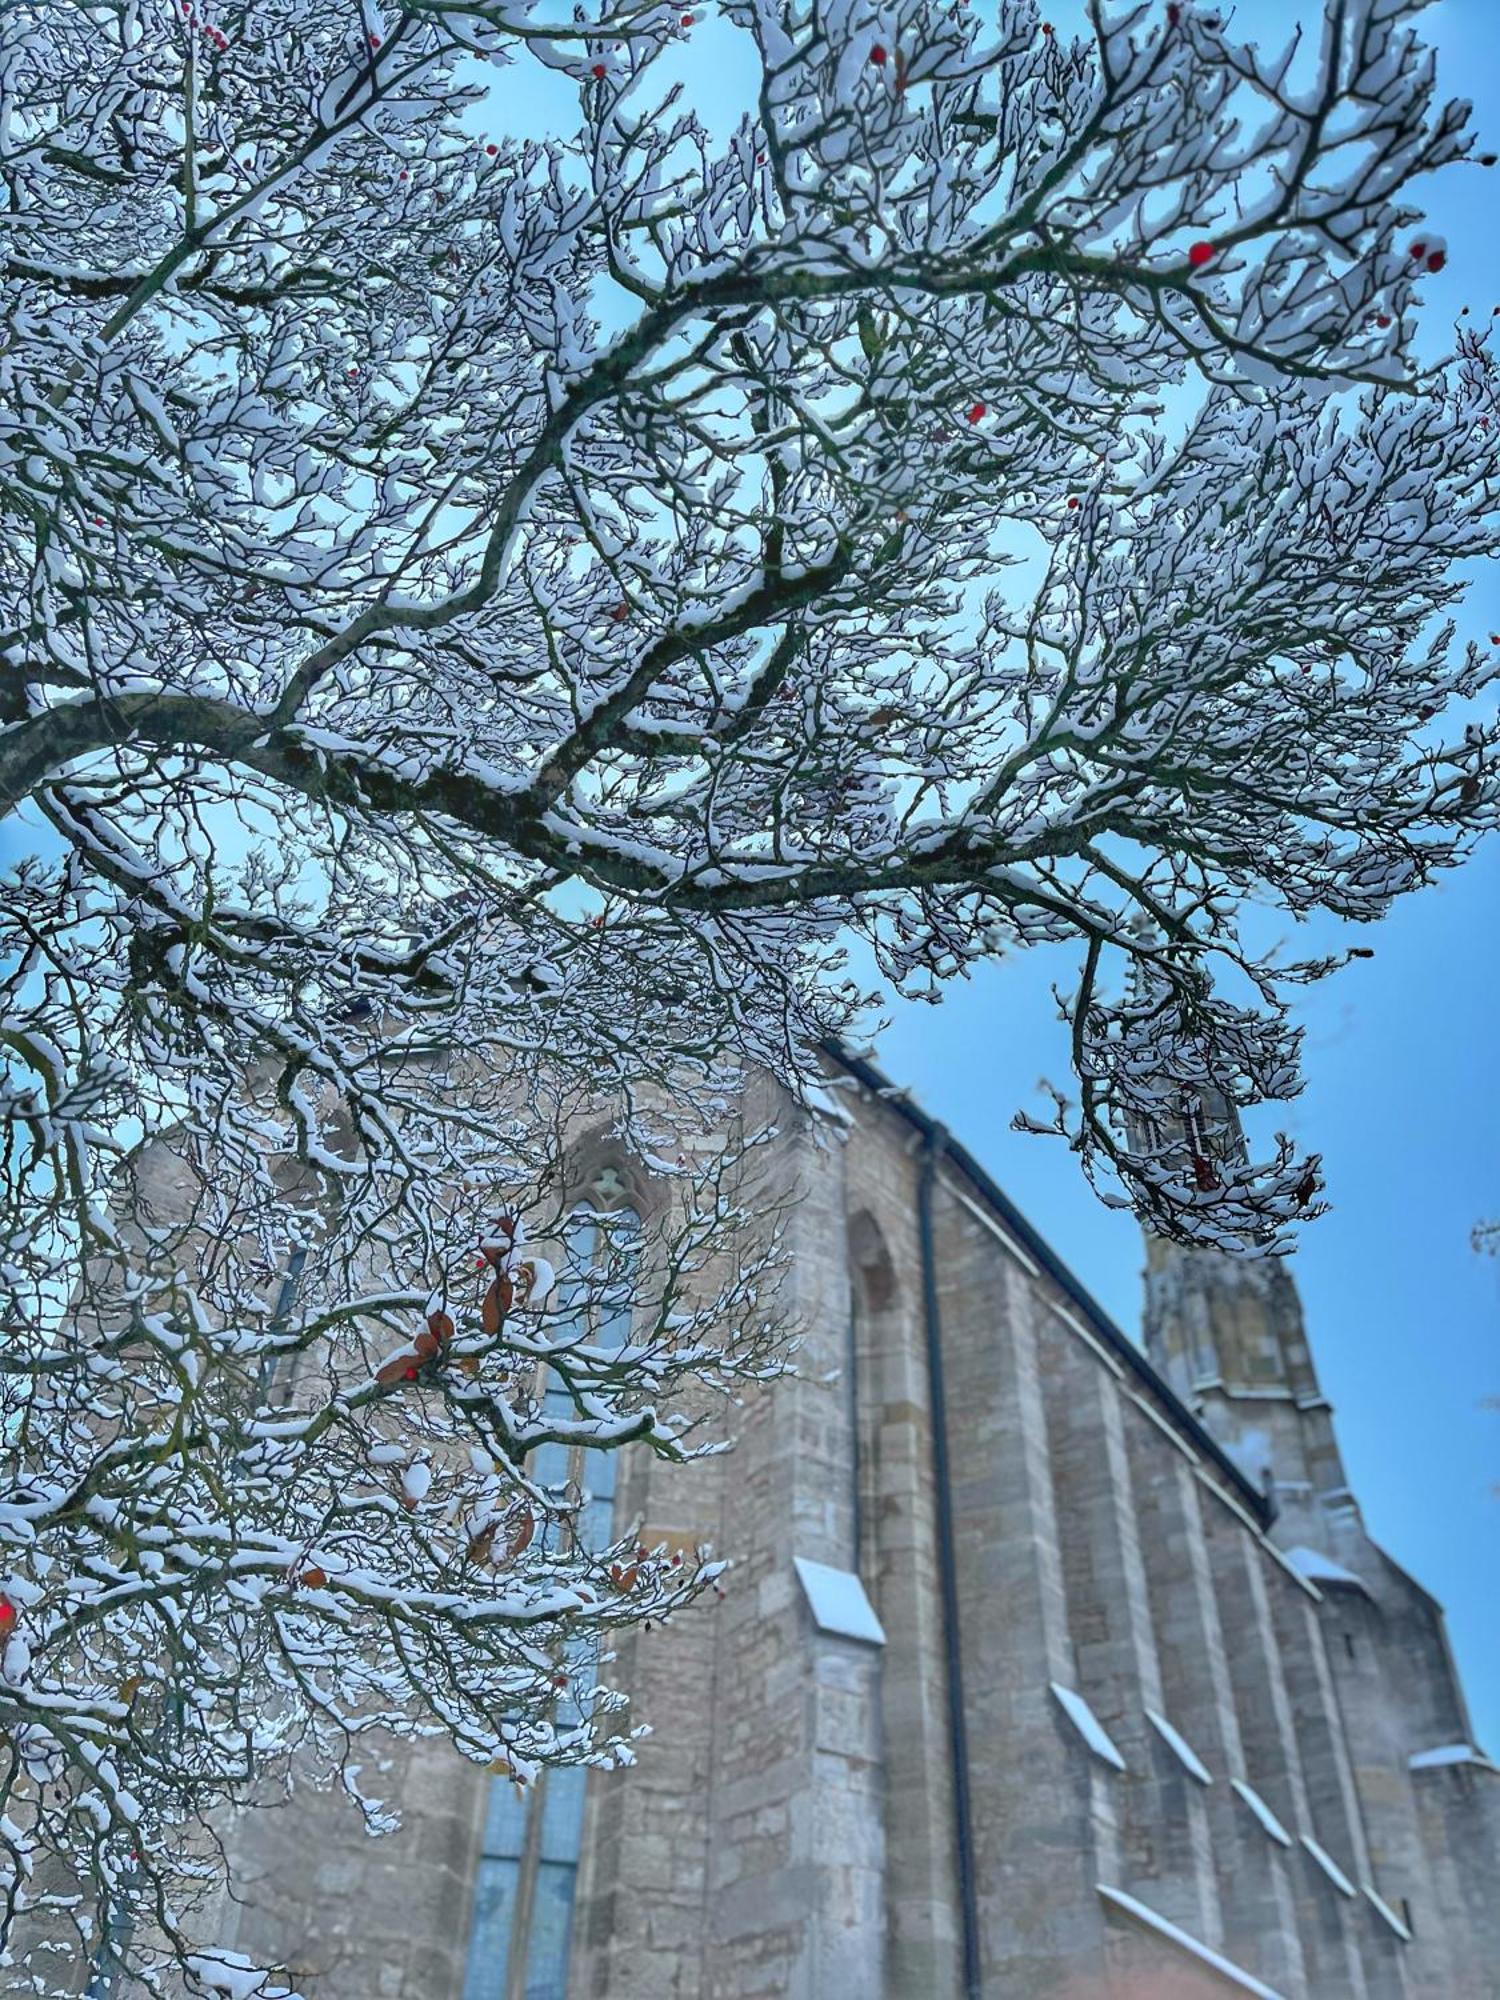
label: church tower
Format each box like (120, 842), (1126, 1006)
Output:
(1133, 1075), (1360, 1560)
(1141, 1231), (1359, 1559)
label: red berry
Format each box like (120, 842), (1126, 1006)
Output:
(485, 143), (498, 155)
(1427, 250), (1446, 273)
(756, 152), (766, 164)
(1375, 314), (1392, 328)
(347, 365), (358, 376)
(1041, 20), (1053, 32)
(591, 61), (606, 77)
(403, 1365), (417, 1381)
(1167, 2), (1180, 21)
(1490, 634), (1500, 645)
(1188, 240), (1213, 268)
(681, 11), (693, 22)
(1409, 241), (1426, 260)
(0, 1602), (16, 1638)
(92, 515), (103, 525)
(870, 43), (887, 65)
(1066, 496), (1079, 509)
(369, 31), (380, 48)
(967, 402), (986, 423)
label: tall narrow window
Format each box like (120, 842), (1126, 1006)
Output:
(461, 1203), (639, 2000)
(260, 1245), (308, 1408)
(1183, 1097), (1210, 1163)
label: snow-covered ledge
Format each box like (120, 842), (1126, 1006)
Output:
(1362, 1884), (1413, 1942)
(1232, 1777), (1294, 1847)
(1300, 1834), (1357, 1898)
(1146, 1707), (1214, 1785)
(1097, 1885), (1287, 1999)
(1409, 1742), (1500, 1775)
(1051, 1682), (1127, 1772)
(792, 1556), (886, 1645)
(1283, 1545), (1373, 1595)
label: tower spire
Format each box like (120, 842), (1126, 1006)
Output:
(1116, 920), (1350, 1544)
(1141, 1217), (1357, 1553)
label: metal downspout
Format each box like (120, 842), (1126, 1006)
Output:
(917, 1124), (983, 2000)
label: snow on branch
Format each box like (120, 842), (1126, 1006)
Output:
(1, 0), (1498, 1980)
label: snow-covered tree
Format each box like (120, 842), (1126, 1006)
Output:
(3, 0), (1499, 1984)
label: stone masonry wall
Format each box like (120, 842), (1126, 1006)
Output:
(198, 1066), (1500, 2000)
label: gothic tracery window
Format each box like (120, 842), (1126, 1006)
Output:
(461, 1195), (639, 2000)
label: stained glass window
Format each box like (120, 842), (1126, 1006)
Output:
(460, 1202), (639, 2000)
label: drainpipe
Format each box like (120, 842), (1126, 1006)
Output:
(259, 1242), (308, 1406)
(917, 1124), (983, 2000)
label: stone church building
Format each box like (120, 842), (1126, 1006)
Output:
(209, 1048), (1499, 1999)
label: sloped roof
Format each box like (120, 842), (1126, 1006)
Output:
(826, 1042), (1274, 1529)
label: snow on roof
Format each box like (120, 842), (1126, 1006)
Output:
(1097, 1885), (1287, 1999)
(1362, 1885), (1413, 1942)
(1146, 1708), (1213, 1786)
(792, 1557), (886, 1646)
(1283, 1546), (1371, 1593)
(1051, 1683), (1127, 1772)
(1232, 1778), (1294, 1847)
(1300, 1834), (1357, 1897)
(1409, 1743), (1499, 1774)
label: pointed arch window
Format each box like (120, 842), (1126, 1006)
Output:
(461, 1202), (640, 2000)
(1183, 1097), (1211, 1164)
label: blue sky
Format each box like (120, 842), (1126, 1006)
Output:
(864, 0), (1500, 1753)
